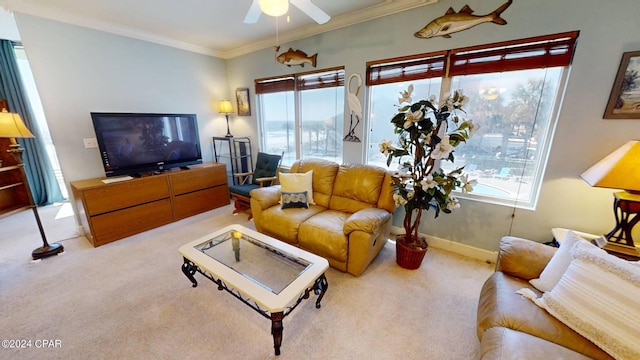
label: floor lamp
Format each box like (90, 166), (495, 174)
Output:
(0, 109), (64, 260)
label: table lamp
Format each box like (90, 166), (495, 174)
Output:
(219, 100), (234, 137)
(0, 109), (64, 260)
(581, 140), (640, 253)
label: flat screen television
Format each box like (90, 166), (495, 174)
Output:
(90, 112), (203, 177)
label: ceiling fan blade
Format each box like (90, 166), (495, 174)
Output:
(243, 0), (262, 24)
(290, 0), (330, 24)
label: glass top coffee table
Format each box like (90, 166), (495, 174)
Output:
(179, 224), (329, 356)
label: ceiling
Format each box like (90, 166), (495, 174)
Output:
(0, 0), (439, 59)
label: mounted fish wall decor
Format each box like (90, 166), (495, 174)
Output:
(344, 73), (363, 142)
(414, 0), (512, 39)
(275, 46), (318, 67)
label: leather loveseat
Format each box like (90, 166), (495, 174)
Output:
(250, 158), (396, 276)
(477, 236), (613, 360)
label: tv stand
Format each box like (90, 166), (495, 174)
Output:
(71, 162), (229, 247)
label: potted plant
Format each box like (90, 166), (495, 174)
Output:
(380, 85), (478, 269)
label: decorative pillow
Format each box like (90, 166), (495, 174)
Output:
(532, 241), (640, 360)
(279, 170), (315, 205)
(281, 191), (309, 209)
(529, 231), (588, 292)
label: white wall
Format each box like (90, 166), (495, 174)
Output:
(14, 14), (231, 186)
(11, 0), (640, 251)
(226, 0), (640, 250)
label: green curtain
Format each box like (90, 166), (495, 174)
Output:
(0, 39), (63, 205)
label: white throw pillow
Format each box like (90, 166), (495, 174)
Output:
(279, 170), (315, 205)
(533, 241), (640, 360)
(529, 231), (587, 292)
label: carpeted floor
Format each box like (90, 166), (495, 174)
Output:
(0, 202), (494, 359)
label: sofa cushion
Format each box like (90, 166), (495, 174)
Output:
(477, 272), (613, 359)
(280, 170), (315, 205)
(480, 327), (593, 360)
(290, 159), (339, 208)
(256, 204), (324, 245)
(281, 191), (309, 209)
(530, 230), (588, 292)
(298, 210), (350, 263)
(533, 241), (640, 360)
(329, 164), (386, 213)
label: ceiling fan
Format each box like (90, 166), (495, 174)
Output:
(244, 0), (331, 24)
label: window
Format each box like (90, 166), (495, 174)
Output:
(366, 32), (578, 209)
(256, 67), (345, 166)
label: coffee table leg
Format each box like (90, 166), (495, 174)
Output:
(314, 274), (328, 309)
(271, 312), (284, 356)
(181, 258), (198, 287)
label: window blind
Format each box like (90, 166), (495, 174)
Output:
(448, 31), (579, 76)
(366, 51), (447, 86)
(297, 68), (344, 91)
(255, 76), (294, 94)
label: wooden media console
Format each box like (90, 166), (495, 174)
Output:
(71, 162), (229, 247)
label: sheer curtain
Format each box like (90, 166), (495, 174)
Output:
(0, 39), (63, 205)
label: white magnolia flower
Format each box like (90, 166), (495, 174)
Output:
(430, 135), (454, 159)
(393, 193), (407, 206)
(459, 174), (477, 193)
(403, 109), (423, 129)
(379, 139), (394, 157)
(398, 84), (414, 104)
(465, 120), (480, 137)
(447, 197), (460, 211)
(420, 174), (437, 189)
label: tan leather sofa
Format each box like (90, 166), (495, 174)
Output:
(477, 236), (613, 360)
(250, 158), (396, 276)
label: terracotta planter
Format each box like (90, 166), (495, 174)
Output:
(395, 235), (428, 270)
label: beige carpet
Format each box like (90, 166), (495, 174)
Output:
(0, 202), (494, 359)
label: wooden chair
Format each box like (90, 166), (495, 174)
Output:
(229, 151), (283, 219)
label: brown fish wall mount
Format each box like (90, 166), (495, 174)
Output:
(275, 46), (318, 67)
(414, 0), (512, 39)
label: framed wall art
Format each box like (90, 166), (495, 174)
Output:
(235, 88), (251, 116)
(604, 51), (640, 119)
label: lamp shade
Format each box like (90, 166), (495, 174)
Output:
(0, 111), (35, 138)
(259, 0), (289, 17)
(219, 100), (234, 114)
(581, 140), (640, 192)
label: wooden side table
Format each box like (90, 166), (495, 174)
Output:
(551, 228), (640, 261)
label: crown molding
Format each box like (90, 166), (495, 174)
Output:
(4, 1), (222, 57)
(5, 0), (439, 59)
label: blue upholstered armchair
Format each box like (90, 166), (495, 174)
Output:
(229, 151), (282, 219)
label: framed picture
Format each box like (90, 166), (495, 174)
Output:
(0, 99), (8, 112)
(604, 51), (640, 119)
(235, 88), (251, 116)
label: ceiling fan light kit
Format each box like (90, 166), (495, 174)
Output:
(259, 0), (289, 17)
(245, 0), (331, 24)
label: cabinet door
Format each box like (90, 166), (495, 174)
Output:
(89, 199), (174, 246)
(170, 164), (227, 195)
(83, 176), (170, 215)
(173, 185), (230, 219)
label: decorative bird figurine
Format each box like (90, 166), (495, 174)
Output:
(344, 73), (362, 142)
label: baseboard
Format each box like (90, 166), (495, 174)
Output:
(391, 226), (498, 264)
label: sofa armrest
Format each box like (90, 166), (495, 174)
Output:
(496, 236), (556, 280)
(250, 185), (281, 210)
(344, 208), (391, 235)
